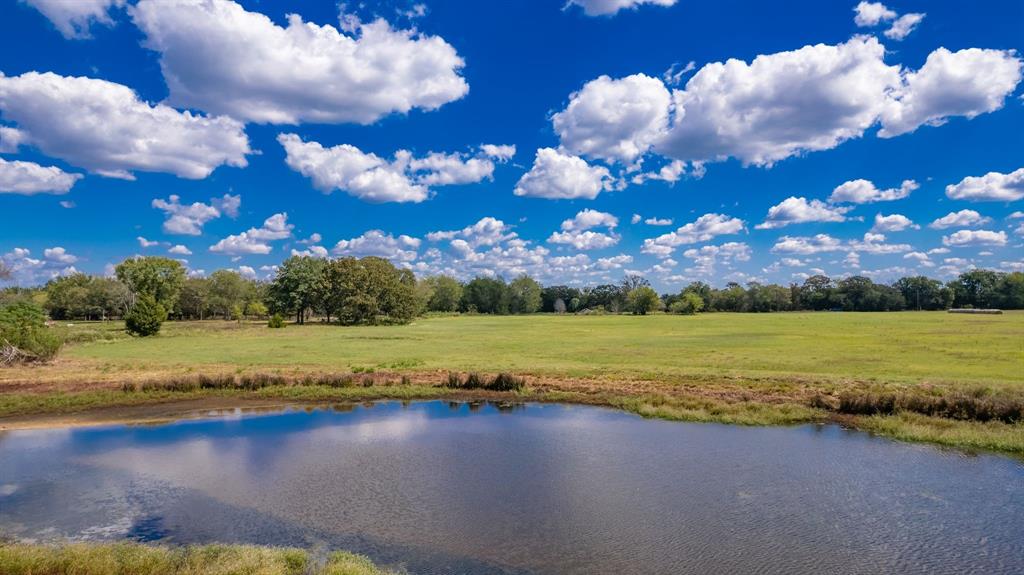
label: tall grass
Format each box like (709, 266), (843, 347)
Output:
(836, 389), (1023, 423)
(442, 372), (526, 392)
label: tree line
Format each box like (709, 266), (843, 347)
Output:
(1, 255), (1023, 338)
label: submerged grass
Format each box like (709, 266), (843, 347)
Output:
(0, 541), (391, 575)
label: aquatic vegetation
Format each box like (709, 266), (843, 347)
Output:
(0, 542), (393, 575)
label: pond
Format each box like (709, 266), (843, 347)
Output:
(1, 401), (1022, 574)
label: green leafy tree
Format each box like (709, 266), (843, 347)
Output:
(948, 269), (1002, 308)
(317, 257), (418, 325)
(124, 293), (167, 336)
(893, 276), (951, 310)
(462, 277), (510, 314)
(115, 257), (185, 313)
(541, 285), (582, 312)
(178, 277), (211, 319)
(747, 282), (792, 312)
(670, 291), (705, 315)
(587, 284), (623, 312)
(266, 256), (326, 324)
(997, 272), (1024, 309)
(799, 275), (835, 310)
(682, 282), (713, 310)
(711, 282), (748, 312)
(268, 313), (285, 328)
(0, 301), (62, 362)
(423, 275), (463, 312)
(508, 275), (542, 314)
(208, 270), (249, 319)
(45, 274), (127, 320)
(245, 301), (268, 319)
(231, 303), (244, 323)
(627, 286), (660, 315)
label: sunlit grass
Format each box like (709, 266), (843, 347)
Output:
(45, 311), (1024, 385)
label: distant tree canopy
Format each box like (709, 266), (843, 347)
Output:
(115, 257), (185, 312)
(6, 262), (1024, 330)
(422, 275), (463, 312)
(462, 276), (510, 314)
(265, 256), (325, 324)
(267, 256), (417, 325)
(45, 273), (127, 320)
(627, 286), (661, 315)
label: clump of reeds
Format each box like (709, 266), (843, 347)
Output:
(835, 389), (1023, 423)
(442, 372), (526, 392)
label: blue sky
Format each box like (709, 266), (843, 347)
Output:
(1, 0), (1022, 289)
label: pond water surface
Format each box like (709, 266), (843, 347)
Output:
(1, 401), (1022, 574)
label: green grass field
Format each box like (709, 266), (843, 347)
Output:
(62, 311), (1024, 385)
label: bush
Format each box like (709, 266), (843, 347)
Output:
(268, 313), (285, 328)
(670, 292), (705, 315)
(125, 294), (167, 337)
(0, 301), (63, 364)
(836, 389), (1023, 423)
(245, 301), (268, 319)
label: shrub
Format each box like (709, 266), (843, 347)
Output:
(445, 372), (462, 388)
(488, 373), (525, 392)
(0, 301), (63, 364)
(835, 389), (1023, 423)
(245, 301), (268, 319)
(268, 313), (285, 328)
(465, 372), (485, 389)
(125, 294), (167, 337)
(670, 292), (705, 315)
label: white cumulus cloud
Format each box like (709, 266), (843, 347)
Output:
(130, 0), (467, 124)
(566, 0), (677, 17)
(209, 213), (293, 255)
(551, 39), (1021, 171)
(0, 157), (82, 195)
(928, 209), (991, 229)
(333, 230), (421, 262)
(23, 0), (124, 39)
(756, 197), (851, 229)
(942, 229), (1008, 247)
(772, 234), (845, 255)
(884, 13), (925, 41)
(945, 168), (1024, 202)
(152, 194), (239, 235)
(853, 2), (896, 27)
(870, 213), (918, 232)
(279, 134), (501, 203)
(514, 148), (612, 200)
(0, 71), (250, 179)
(553, 74), (671, 164)
(641, 213), (745, 257)
(879, 48), (1023, 137)
(829, 179), (918, 203)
